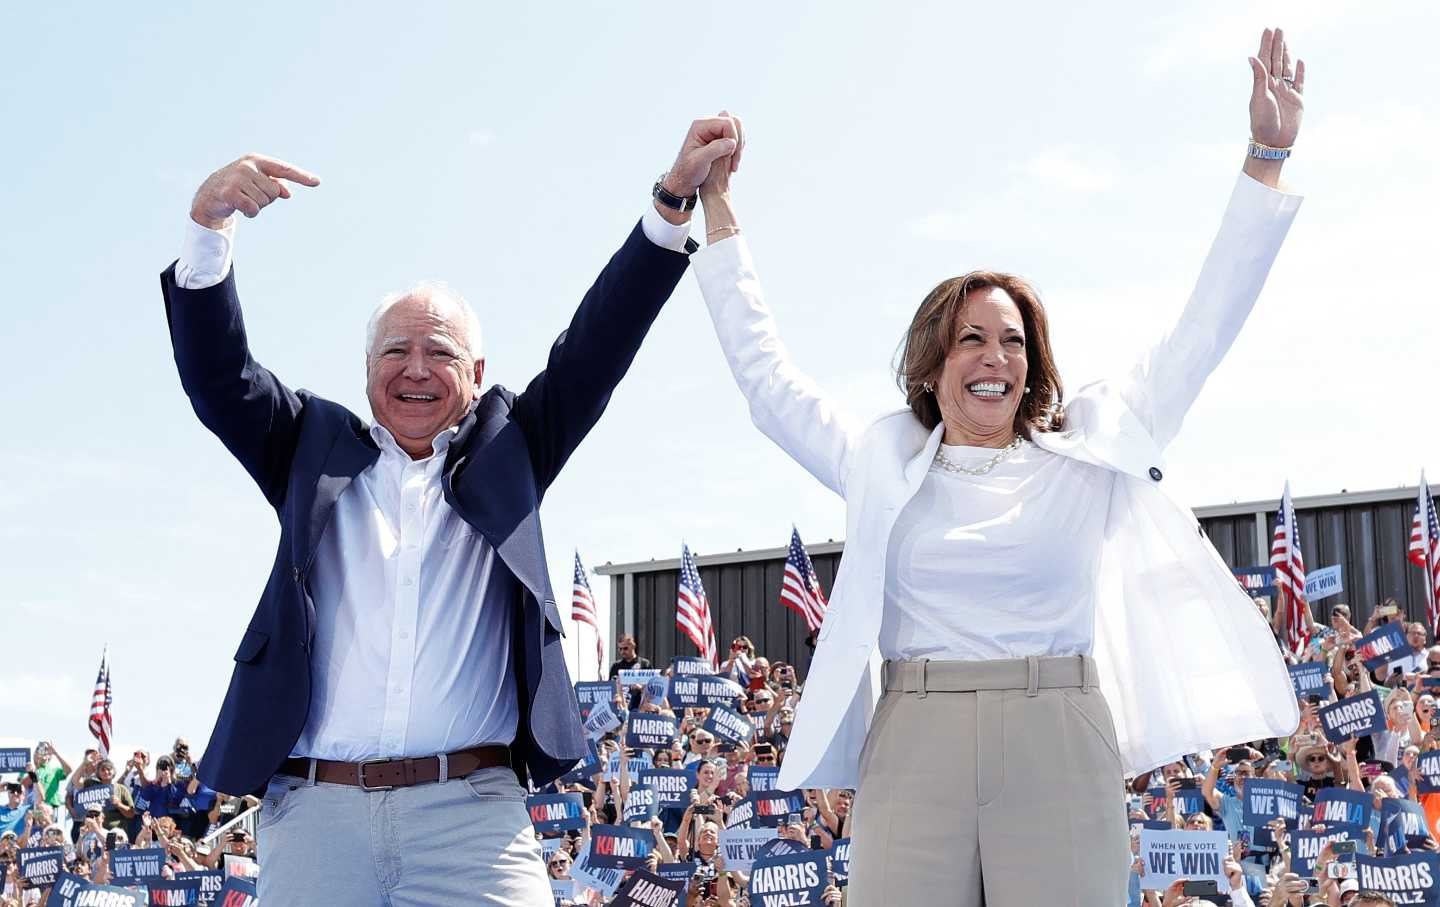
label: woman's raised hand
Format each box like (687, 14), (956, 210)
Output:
(1248, 27), (1305, 150)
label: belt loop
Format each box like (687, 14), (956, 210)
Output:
(305, 758), (318, 787)
(438, 752), (450, 784)
(1026, 656), (1040, 697)
(1080, 655), (1093, 694)
(916, 658), (929, 700)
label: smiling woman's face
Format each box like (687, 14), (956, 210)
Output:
(934, 287), (1028, 447)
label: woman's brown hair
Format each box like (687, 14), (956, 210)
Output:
(895, 270), (1064, 438)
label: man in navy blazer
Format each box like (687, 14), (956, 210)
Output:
(161, 116), (743, 905)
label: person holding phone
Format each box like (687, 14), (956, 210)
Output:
(689, 26), (1307, 904)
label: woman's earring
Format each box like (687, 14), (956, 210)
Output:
(1024, 386), (1032, 394)
(921, 381), (934, 394)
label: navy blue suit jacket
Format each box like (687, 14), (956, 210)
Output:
(162, 221), (694, 796)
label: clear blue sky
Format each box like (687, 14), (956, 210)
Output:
(2, 0), (1436, 765)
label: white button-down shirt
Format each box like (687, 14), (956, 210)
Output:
(175, 203), (690, 761)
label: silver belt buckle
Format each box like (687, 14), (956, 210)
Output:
(357, 758), (395, 791)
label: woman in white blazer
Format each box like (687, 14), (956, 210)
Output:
(686, 29), (1307, 906)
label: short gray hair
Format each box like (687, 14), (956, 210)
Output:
(365, 280), (484, 361)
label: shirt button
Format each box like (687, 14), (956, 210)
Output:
(403, 577), (414, 586)
(1148, 467), (1163, 481)
(399, 631), (410, 640)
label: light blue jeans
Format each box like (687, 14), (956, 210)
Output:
(256, 765), (549, 906)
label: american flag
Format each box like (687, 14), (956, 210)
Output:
(677, 543), (719, 670)
(781, 526), (828, 635)
(1270, 481), (1309, 656)
(88, 647), (113, 757)
(571, 551), (604, 680)
(1410, 473), (1440, 634)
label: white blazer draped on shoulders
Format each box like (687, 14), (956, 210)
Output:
(689, 174), (1304, 789)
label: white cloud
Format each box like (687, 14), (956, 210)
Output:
(1010, 147), (1116, 195)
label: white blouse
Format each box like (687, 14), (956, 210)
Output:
(879, 439), (1116, 662)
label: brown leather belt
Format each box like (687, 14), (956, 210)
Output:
(277, 745), (510, 791)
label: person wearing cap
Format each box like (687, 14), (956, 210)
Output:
(135, 757), (186, 822)
(0, 783), (30, 836)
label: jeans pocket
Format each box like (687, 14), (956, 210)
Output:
(258, 774), (305, 827)
(462, 766), (526, 803)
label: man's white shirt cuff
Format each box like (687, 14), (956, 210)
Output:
(640, 202), (691, 253)
(175, 218), (236, 290)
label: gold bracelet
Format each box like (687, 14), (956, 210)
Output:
(1248, 138), (1294, 151)
(706, 225), (742, 239)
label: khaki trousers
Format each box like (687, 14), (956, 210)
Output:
(846, 656), (1129, 906)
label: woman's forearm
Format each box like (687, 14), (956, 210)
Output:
(700, 190), (740, 244)
(1241, 157), (1284, 189)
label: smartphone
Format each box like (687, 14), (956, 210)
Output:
(754, 743), (774, 758)
(1226, 746), (1249, 763)
(1405, 834), (1432, 849)
(1379, 605), (1400, 617)
(1182, 880), (1219, 896)
(105, 832), (118, 852)
(694, 805), (715, 816)
(1333, 841), (1357, 855)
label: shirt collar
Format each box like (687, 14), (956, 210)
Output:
(369, 400), (479, 458)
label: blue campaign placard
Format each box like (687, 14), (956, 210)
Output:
(560, 739), (604, 785)
(612, 869), (686, 907)
(71, 885), (145, 907)
(624, 784), (660, 823)
(1289, 662), (1331, 700)
(667, 674), (746, 709)
(575, 681), (615, 721)
(0, 748), (30, 772)
(110, 846), (167, 881)
(749, 848), (828, 907)
(643, 674), (669, 706)
(583, 700), (625, 740)
(640, 768), (694, 808)
(702, 704), (754, 747)
(527, 792), (587, 834)
(587, 824), (655, 869)
(1292, 825), (1367, 878)
(603, 751), (654, 782)
(1357, 622), (1409, 672)
(1233, 566), (1276, 598)
(748, 766), (780, 793)
(49, 872), (87, 907)
(1420, 752), (1440, 795)
(748, 790), (806, 828)
(626, 713), (679, 750)
(829, 838), (851, 886)
(572, 840), (625, 896)
(74, 784), (115, 815)
(618, 668), (663, 691)
(17, 846), (64, 887)
(1319, 691), (1385, 743)
(754, 837), (811, 861)
(1314, 788), (1373, 828)
(1355, 853), (1440, 907)
(671, 657), (714, 677)
(1382, 798), (1432, 855)
(1170, 779), (1204, 818)
(174, 870), (225, 907)
(1242, 779), (1303, 829)
(656, 861), (697, 883)
(147, 877), (201, 905)
(216, 876), (258, 906)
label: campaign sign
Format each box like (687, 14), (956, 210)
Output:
(551, 879), (577, 907)
(627, 713), (680, 750)
(1421, 677), (1440, 693)
(584, 700), (625, 740)
(74, 784), (115, 815)
(1306, 565), (1344, 602)
(1170, 779), (1204, 818)
(215, 876), (257, 906)
(1233, 566), (1276, 597)
(575, 681), (615, 721)
(624, 784), (660, 824)
(830, 838), (851, 885)
(111, 847), (167, 881)
(618, 668), (663, 690)
(640, 768), (694, 808)
(748, 790), (806, 828)
(1354, 853), (1440, 907)
(0, 748), (30, 772)
(1292, 826), (1366, 878)
(1319, 691), (1385, 743)
(612, 869), (686, 907)
(643, 674), (670, 705)
(1357, 622), (1409, 673)
(1242, 779), (1303, 829)
(70, 886), (145, 907)
(754, 837), (811, 861)
(560, 739), (604, 785)
(147, 878), (201, 906)
(718, 826), (779, 873)
(1382, 798), (1433, 855)
(18, 846), (64, 887)
(667, 674), (746, 709)
(1289, 662), (1331, 700)
(527, 792), (587, 834)
(750, 848), (827, 907)
(727, 797), (756, 829)
(671, 656), (715, 677)
(657, 862), (698, 883)
(174, 871), (224, 907)
(50, 872), (89, 907)
(748, 766), (780, 793)
(703, 705), (754, 747)
(604, 750), (654, 782)
(541, 837), (566, 861)
(1138, 829), (1230, 890)
(588, 824), (655, 869)
(1420, 753), (1440, 795)
(1315, 788), (1373, 828)
(571, 841), (625, 897)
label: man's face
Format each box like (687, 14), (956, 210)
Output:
(691, 733), (713, 754)
(6, 789), (20, 807)
(97, 764), (114, 783)
(618, 640), (636, 660)
(366, 294), (484, 459)
(1410, 625), (1428, 648)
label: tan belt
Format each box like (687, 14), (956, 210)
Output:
(883, 655), (1098, 698)
(278, 745), (510, 791)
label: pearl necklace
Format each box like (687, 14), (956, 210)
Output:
(931, 435), (1027, 476)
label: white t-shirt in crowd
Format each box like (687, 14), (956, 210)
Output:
(879, 440), (1115, 662)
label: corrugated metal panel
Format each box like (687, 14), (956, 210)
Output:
(605, 487), (1430, 672)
